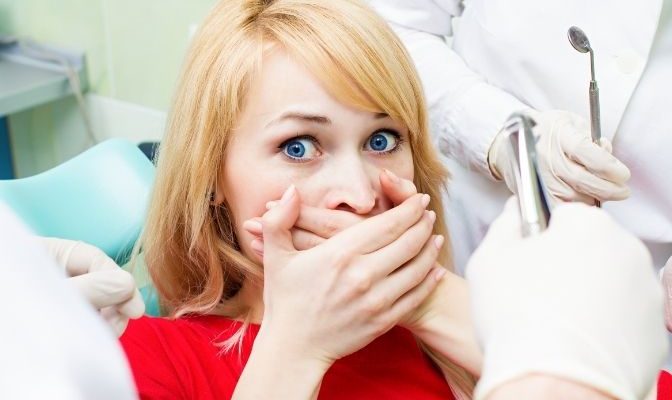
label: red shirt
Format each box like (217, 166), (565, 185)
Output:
(120, 315), (456, 399)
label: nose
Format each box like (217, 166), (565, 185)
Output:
(322, 157), (378, 215)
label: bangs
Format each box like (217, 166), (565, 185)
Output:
(255, 0), (425, 140)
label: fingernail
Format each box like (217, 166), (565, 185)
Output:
(243, 219), (263, 232)
(280, 185), (296, 205)
(428, 210), (436, 223)
(384, 169), (401, 184)
(433, 235), (444, 249)
(250, 239), (264, 254)
(266, 201), (278, 210)
(421, 194), (430, 208)
(434, 267), (447, 281)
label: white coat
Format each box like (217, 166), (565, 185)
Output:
(370, 0), (672, 270)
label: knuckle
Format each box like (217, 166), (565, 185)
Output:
(362, 295), (386, 314)
(322, 216), (341, 236)
(116, 271), (137, 294)
(349, 270), (373, 294)
(331, 250), (353, 270)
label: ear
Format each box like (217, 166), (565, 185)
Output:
(210, 190), (226, 206)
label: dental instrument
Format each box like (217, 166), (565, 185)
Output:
(568, 26), (602, 207)
(501, 113), (552, 237)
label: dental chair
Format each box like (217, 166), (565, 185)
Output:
(0, 138), (161, 315)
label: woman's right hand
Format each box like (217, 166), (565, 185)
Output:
(257, 184), (445, 368)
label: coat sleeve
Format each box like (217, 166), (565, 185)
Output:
(369, 0), (531, 176)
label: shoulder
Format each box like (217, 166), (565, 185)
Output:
(120, 315), (255, 399)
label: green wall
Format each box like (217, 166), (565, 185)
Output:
(0, 0), (217, 176)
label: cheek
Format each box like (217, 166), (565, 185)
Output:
(221, 150), (295, 261)
(385, 148), (414, 182)
(224, 164), (293, 226)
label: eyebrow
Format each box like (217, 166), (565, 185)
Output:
(265, 111), (390, 128)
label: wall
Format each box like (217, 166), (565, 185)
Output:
(0, 0), (217, 176)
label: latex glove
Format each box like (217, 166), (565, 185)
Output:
(466, 198), (667, 400)
(488, 110), (631, 205)
(41, 238), (145, 336)
(661, 256), (672, 332)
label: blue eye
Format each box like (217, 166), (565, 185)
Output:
(366, 131), (399, 153)
(282, 137), (318, 160)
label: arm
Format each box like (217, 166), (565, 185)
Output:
(369, 0), (529, 175)
(232, 330), (329, 399)
(408, 273), (483, 377)
(371, 2), (630, 205)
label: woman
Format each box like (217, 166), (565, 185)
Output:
(121, 0), (479, 398)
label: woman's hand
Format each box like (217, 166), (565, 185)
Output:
(259, 184), (444, 364)
(234, 184), (444, 399)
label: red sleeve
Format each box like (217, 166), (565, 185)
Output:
(120, 317), (189, 400)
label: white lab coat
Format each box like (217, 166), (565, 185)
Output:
(370, 0), (672, 270)
(0, 202), (137, 400)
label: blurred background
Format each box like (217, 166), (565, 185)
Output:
(0, 0), (218, 178)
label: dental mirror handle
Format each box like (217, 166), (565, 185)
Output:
(589, 80), (601, 208)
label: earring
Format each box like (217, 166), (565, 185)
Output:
(210, 192), (215, 202)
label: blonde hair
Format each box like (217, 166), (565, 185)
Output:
(141, 0), (474, 397)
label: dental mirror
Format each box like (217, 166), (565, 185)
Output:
(567, 26), (591, 53)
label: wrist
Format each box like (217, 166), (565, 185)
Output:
(254, 325), (333, 375)
(235, 328), (331, 399)
(408, 275), (483, 376)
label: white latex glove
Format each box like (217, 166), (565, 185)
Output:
(41, 238), (145, 336)
(488, 110), (631, 205)
(661, 256), (672, 332)
(466, 198), (667, 400)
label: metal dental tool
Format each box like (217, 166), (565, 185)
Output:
(502, 113), (552, 237)
(568, 26), (602, 207)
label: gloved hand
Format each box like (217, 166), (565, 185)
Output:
(466, 198), (667, 400)
(41, 238), (145, 336)
(488, 110), (631, 205)
(661, 255), (672, 332)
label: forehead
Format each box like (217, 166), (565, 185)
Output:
(235, 47), (379, 130)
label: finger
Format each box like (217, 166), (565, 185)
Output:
(326, 193), (429, 255)
(369, 234), (442, 303)
(101, 306), (130, 337)
(556, 159), (630, 201)
(294, 206), (364, 239)
(663, 257), (672, 332)
(116, 287), (145, 318)
(67, 241), (119, 276)
(248, 228), (326, 256)
(384, 266), (445, 325)
(292, 228), (327, 251)
(380, 169), (418, 206)
(484, 196), (523, 243)
(68, 269), (137, 310)
(261, 185), (300, 259)
(242, 218), (263, 235)
(560, 132), (631, 184)
(363, 210), (436, 278)
(261, 205), (363, 240)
